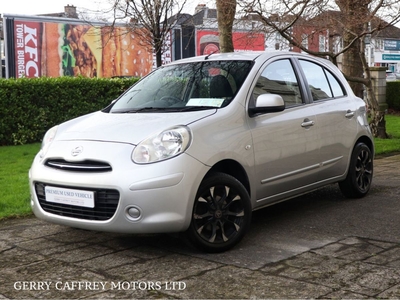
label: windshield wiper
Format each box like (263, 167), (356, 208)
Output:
(176, 106), (218, 112)
(116, 107), (167, 113)
(113, 106), (217, 113)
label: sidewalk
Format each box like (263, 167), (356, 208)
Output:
(0, 155), (400, 299)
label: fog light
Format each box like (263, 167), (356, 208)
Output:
(126, 206), (142, 221)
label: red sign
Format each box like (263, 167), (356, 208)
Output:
(14, 21), (42, 78)
(196, 30), (265, 56)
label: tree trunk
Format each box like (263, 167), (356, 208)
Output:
(363, 75), (388, 138)
(370, 111), (388, 138)
(155, 49), (162, 68)
(216, 0), (236, 52)
(356, 16), (388, 138)
(341, 32), (364, 98)
(336, 0), (368, 98)
(154, 33), (163, 68)
(342, 48), (364, 98)
(336, 0), (387, 138)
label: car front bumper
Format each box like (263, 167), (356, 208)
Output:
(29, 140), (208, 234)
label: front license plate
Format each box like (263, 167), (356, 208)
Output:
(45, 186), (95, 208)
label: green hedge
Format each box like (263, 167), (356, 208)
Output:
(0, 76), (138, 145)
(1, 76), (398, 146)
(386, 81), (400, 110)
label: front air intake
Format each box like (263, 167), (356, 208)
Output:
(35, 183), (119, 221)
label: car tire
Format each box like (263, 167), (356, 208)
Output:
(188, 172), (252, 253)
(339, 142), (373, 198)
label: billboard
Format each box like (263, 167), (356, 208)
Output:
(5, 16), (153, 78)
(196, 30), (265, 56)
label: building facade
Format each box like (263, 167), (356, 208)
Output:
(167, 4), (267, 62)
(291, 10), (400, 72)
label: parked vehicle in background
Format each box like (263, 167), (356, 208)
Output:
(29, 51), (374, 252)
(386, 70), (397, 81)
(1, 59), (5, 78)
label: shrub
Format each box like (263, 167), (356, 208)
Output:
(0, 76), (138, 145)
(386, 81), (400, 110)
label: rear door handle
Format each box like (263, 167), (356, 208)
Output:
(301, 118), (315, 128)
(345, 110), (355, 118)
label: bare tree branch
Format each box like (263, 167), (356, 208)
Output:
(108, 0), (188, 67)
(240, 0), (400, 137)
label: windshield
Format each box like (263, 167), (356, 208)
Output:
(109, 60), (253, 113)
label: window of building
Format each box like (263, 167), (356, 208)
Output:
(319, 35), (326, 52)
(301, 34), (309, 51)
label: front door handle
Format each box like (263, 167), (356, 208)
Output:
(301, 118), (315, 128)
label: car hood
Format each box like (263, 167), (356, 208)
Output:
(55, 110), (216, 145)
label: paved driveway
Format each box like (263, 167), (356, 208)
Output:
(1, 155), (400, 299)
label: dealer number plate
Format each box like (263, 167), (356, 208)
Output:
(45, 186), (95, 208)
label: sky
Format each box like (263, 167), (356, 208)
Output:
(1, 0), (111, 16)
(1, 0), (205, 18)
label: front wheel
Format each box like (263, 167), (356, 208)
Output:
(188, 173), (252, 253)
(339, 142), (373, 198)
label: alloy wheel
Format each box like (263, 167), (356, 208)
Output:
(189, 172), (251, 252)
(355, 148), (373, 193)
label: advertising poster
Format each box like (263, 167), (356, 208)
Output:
(12, 19), (153, 78)
(14, 20), (43, 78)
(196, 30), (265, 56)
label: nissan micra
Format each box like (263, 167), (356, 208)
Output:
(29, 51), (374, 252)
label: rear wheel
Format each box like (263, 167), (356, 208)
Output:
(188, 173), (252, 253)
(339, 142), (373, 198)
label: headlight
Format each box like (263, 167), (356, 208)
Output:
(39, 125), (59, 159)
(132, 126), (192, 164)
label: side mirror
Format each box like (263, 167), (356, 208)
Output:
(249, 94), (285, 117)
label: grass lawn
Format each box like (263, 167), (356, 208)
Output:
(1, 113), (400, 220)
(374, 114), (400, 156)
(0, 143), (40, 219)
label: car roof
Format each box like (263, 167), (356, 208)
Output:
(167, 51), (265, 65)
(168, 51), (330, 65)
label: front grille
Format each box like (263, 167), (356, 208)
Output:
(45, 159), (112, 172)
(35, 183), (120, 221)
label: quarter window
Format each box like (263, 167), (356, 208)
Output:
(252, 59), (303, 107)
(299, 59), (345, 101)
(326, 70), (345, 98)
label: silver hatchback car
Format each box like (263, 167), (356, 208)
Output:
(29, 51), (374, 252)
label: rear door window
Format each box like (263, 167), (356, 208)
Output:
(299, 59), (345, 101)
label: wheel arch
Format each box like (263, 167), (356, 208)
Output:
(343, 135), (374, 176)
(204, 159), (251, 198)
(339, 135), (374, 198)
(355, 135), (374, 156)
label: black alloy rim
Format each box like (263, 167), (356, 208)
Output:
(193, 185), (245, 244)
(355, 148), (373, 192)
